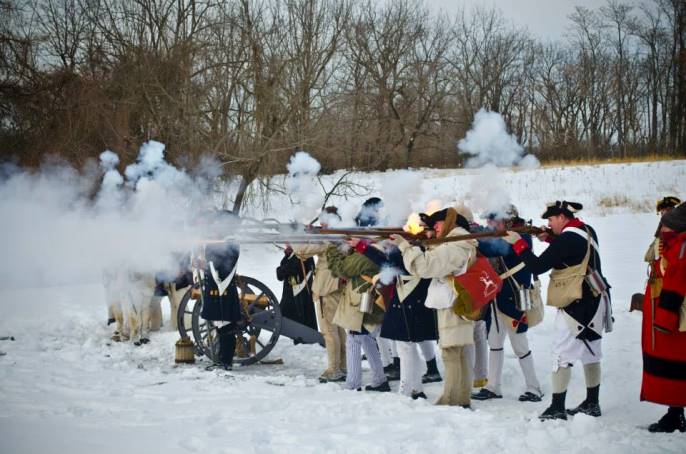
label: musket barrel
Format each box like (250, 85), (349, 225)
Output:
(197, 225), (552, 247)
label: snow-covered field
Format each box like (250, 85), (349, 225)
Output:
(1, 161), (685, 454)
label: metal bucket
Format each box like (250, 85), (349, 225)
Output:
(359, 290), (374, 314)
(516, 287), (533, 312)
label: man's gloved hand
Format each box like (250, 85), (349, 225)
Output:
(389, 234), (410, 251)
(536, 228), (550, 242)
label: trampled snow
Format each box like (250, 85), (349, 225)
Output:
(1, 161), (685, 453)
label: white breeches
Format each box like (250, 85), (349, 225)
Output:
(397, 341), (425, 395)
(377, 337), (395, 367)
(418, 340), (437, 362)
(552, 309), (602, 371)
(487, 305), (541, 395)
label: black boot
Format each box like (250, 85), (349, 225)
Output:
(648, 407), (686, 433)
(384, 357), (400, 381)
(539, 392), (568, 421)
(422, 358), (442, 383)
(567, 385), (601, 417)
(411, 391), (427, 400)
(217, 325), (236, 370)
(365, 381), (391, 392)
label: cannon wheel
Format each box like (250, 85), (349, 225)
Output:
(190, 276), (282, 366)
(176, 284), (205, 356)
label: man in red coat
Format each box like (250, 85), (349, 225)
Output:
(641, 202), (686, 433)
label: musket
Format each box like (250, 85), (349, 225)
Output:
(199, 233), (349, 246)
(195, 225), (554, 247)
(307, 227), (420, 240)
(308, 225), (553, 245)
(422, 226), (548, 246)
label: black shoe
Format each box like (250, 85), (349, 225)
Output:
(365, 381), (391, 392)
(411, 391), (427, 400)
(539, 405), (568, 421)
(567, 400), (601, 417)
(648, 409), (686, 433)
(107, 318), (115, 326)
(471, 388), (502, 400)
(422, 372), (443, 384)
(519, 391), (543, 402)
(384, 364), (400, 382)
(140, 337), (150, 344)
(319, 376), (344, 383)
(205, 363), (232, 371)
(319, 372), (346, 383)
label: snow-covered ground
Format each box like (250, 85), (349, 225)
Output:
(1, 161), (685, 453)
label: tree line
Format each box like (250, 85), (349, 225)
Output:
(1, 0), (685, 210)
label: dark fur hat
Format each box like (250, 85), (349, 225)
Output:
(420, 208), (471, 232)
(355, 197), (383, 227)
(323, 205), (342, 221)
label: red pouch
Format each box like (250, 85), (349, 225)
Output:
(452, 257), (503, 314)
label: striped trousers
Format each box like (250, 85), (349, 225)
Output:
(345, 328), (386, 390)
(465, 320), (488, 382)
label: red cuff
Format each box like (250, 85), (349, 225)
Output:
(654, 308), (679, 333)
(512, 239), (529, 255)
(355, 240), (370, 254)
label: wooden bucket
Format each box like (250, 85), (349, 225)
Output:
(175, 336), (195, 364)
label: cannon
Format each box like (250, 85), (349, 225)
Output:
(175, 274), (324, 366)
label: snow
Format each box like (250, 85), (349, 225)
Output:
(1, 161), (685, 453)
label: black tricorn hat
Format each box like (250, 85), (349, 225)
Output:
(656, 196), (681, 213)
(541, 201), (582, 219)
(661, 202), (686, 233)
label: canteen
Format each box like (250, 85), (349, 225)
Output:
(359, 289), (374, 314)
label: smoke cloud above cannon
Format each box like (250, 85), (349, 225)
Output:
(458, 108), (540, 220)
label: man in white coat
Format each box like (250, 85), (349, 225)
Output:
(391, 207), (477, 407)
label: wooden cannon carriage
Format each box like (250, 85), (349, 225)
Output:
(175, 274), (323, 366)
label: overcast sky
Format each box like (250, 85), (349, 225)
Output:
(425, 0), (641, 41)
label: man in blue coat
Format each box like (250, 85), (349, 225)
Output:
(472, 206), (543, 403)
(200, 241), (242, 370)
(504, 201), (610, 421)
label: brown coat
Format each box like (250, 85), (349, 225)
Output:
(292, 243), (341, 299)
